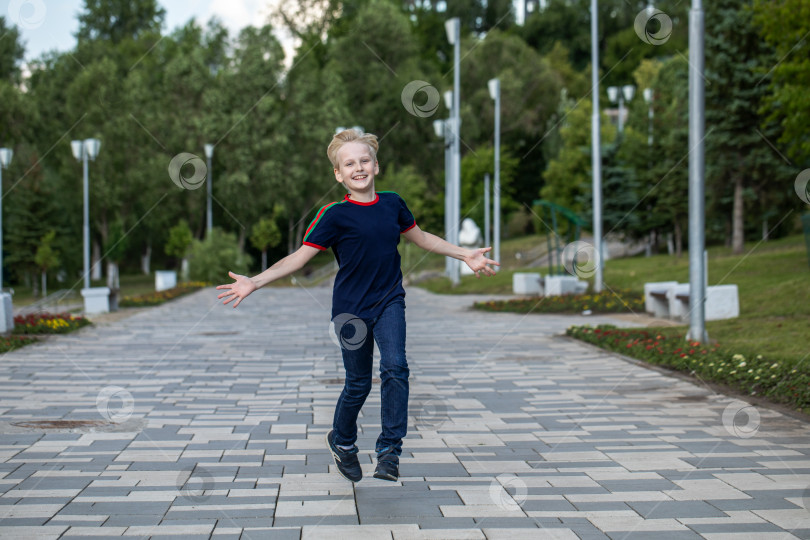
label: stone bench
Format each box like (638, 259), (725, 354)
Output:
(512, 273), (588, 296)
(644, 281), (739, 321)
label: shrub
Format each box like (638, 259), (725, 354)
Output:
(119, 282), (209, 307)
(567, 325), (810, 412)
(13, 313), (91, 335)
(474, 289), (644, 314)
(188, 228), (251, 283)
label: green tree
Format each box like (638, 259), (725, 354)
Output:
(34, 231), (60, 297)
(705, 0), (793, 253)
(77, 0), (165, 44)
(541, 95), (616, 216)
(460, 146), (519, 232)
(250, 216), (282, 271)
(0, 16), (25, 83)
(165, 220), (193, 279)
(104, 220), (127, 290)
(752, 0), (810, 165)
(188, 228), (251, 283)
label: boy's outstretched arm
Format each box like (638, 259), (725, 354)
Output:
(402, 224), (499, 278)
(216, 245), (321, 307)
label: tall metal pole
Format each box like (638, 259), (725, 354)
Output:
(0, 165), (3, 289)
(83, 147), (90, 290)
(492, 79), (501, 268)
(484, 172), (491, 248)
(206, 153), (213, 235)
(688, 0), (707, 342)
(447, 17), (462, 286)
(205, 144), (214, 236)
(444, 119), (452, 277)
(590, 0), (604, 293)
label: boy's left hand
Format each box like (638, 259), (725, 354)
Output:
(464, 247), (500, 278)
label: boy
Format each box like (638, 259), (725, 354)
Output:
(217, 129), (498, 482)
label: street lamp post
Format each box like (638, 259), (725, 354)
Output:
(433, 113), (453, 279)
(204, 144), (214, 235)
(488, 78), (501, 270)
(484, 172), (491, 248)
(445, 17), (461, 286)
(0, 147), (12, 333)
(688, 0), (708, 342)
(0, 148), (12, 290)
(643, 87), (654, 146)
(590, 0), (604, 293)
(71, 138), (108, 314)
(607, 84), (635, 133)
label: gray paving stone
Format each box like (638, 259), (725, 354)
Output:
(0, 287), (806, 538)
(240, 528), (301, 539)
(104, 513), (163, 526)
(628, 500), (727, 518)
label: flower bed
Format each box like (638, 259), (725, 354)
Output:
(118, 281), (209, 307)
(13, 313), (91, 335)
(0, 335), (39, 352)
(473, 290), (644, 314)
(567, 325), (810, 412)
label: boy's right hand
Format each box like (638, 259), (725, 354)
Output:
(216, 271), (257, 308)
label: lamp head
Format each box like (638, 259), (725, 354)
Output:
(335, 126), (347, 134)
(444, 17), (459, 45)
(433, 119), (444, 138)
(643, 87), (653, 103)
(351, 125), (364, 134)
(443, 90), (453, 111)
(204, 144), (214, 159)
(607, 86), (618, 103)
(487, 78), (500, 101)
(84, 138), (101, 161)
(0, 148), (12, 169)
(622, 85), (635, 101)
(71, 140), (83, 161)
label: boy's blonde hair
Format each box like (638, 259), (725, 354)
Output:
(327, 129), (379, 168)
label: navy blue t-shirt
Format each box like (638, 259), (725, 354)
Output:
(303, 191), (416, 319)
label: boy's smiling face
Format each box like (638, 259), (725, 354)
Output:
(334, 141), (379, 195)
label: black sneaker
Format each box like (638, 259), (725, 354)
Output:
(373, 447), (399, 481)
(325, 430), (362, 482)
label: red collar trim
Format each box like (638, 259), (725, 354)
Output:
(343, 193), (379, 206)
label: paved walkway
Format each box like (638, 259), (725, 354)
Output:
(0, 286), (808, 539)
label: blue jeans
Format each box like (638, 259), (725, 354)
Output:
(331, 298), (409, 456)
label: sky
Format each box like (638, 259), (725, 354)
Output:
(2, 0), (282, 63)
(4, 0), (528, 65)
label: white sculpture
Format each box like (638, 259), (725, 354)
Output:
(458, 218), (482, 275)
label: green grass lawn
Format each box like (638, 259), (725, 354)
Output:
(603, 235), (810, 363)
(411, 233), (550, 294)
(418, 233), (809, 366)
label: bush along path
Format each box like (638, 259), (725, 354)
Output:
(473, 290), (644, 314)
(13, 313), (91, 335)
(1, 313), (92, 353)
(567, 325), (810, 414)
(118, 282), (209, 307)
